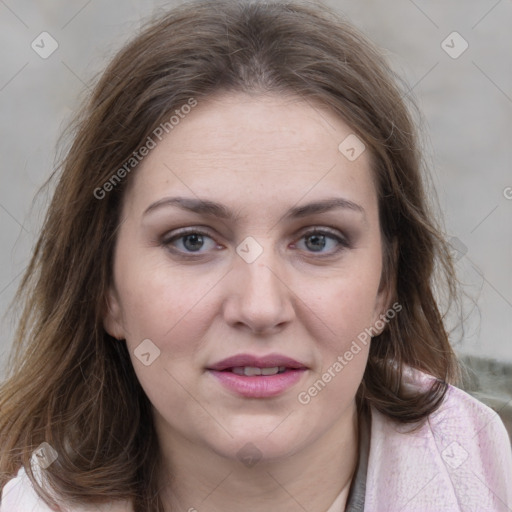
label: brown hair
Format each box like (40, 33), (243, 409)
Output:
(0, 0), (461, 510)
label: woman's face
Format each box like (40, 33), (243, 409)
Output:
(105, 92), (390, 463)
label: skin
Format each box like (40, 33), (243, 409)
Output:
(104, 92), (392, 512)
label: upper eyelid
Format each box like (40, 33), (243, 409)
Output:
(163, 225), (345, 239)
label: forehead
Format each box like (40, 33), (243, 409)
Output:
(146, 92), (362, 160)
(124, 92), (377, 218)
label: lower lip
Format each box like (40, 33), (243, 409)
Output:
(208, 369), (307, 398)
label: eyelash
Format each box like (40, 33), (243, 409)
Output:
(161, 227), (350, 258)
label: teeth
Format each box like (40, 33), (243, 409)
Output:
(246, 366), (266, 376)
(261, 367), (280, 376)
(231, 366), (287, 376)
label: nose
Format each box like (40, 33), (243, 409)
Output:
(222, 247), (295, 335)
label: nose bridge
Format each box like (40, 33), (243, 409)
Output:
(225, 236), (293, 332)
(239, 240), (284, 302)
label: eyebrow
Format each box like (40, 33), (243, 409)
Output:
(143, 196), (366, 221)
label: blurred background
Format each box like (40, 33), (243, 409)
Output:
(0, 0), (511, 434)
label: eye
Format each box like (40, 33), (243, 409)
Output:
(161, 227), (350, 257)
(294, 228), (349, 255)
(162, 229), (220, 254)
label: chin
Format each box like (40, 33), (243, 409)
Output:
(211, 419), (310, 460)
(208, 436), (301, 466)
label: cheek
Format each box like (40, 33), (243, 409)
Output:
(113, 251), (219, 357)
(297, 273), (375, 411)
(307, 256), (383, 345)
(114, 263), (217, 409)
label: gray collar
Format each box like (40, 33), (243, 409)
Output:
(345, 405), (370, 512)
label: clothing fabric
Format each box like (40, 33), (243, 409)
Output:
(0, 464), (130, 512)
(2, 368), (511, 511)
(364, 368), (512, 511)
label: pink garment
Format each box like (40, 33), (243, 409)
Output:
(364, 368), (512, 511)
(0, 464), (131, 512)
(1, 368), (511, 511)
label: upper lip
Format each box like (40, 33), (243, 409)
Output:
(207, 353), (308, 371)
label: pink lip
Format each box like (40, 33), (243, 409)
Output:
(207, 353), (307, 371)
(206, 353), (308, 398)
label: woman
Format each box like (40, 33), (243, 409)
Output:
(1, 1), (511, 511)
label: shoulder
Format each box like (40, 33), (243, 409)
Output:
(0, 466), (133, 512)
(1, 466), (60, 512)
(365, 367), (512, 512)
(428, 376), (511, 447)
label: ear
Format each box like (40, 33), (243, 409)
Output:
(103, 285), (125, 340)
(371, 236), (399, 335)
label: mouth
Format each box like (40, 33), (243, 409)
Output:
(228, 366), (288, 376)
(206, 353), (308, 398)
(207, 353), (307, 372)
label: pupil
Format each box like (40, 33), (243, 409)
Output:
(184, 234), (203, 251)
(306, 234), (325, 252)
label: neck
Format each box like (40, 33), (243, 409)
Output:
(157, 405), (359, 512)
